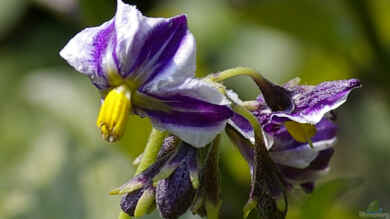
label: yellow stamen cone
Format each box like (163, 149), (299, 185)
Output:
(96, 85), (131, 143)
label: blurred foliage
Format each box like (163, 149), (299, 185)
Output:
(0, 0), (389, 219)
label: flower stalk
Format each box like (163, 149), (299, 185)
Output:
(229, 99), (288, 219)
(209, 67), (294, 112)
(208, 67), (263, 83)
(136, 128), (167, 175)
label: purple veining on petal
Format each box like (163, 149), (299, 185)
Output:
(140, 94), (233, 127)
(256, 79), (361, 124)
(112, 33), (121, 74)
(230, 113), (253, 133)
(153, 94), (231, 112)
(125, 15), (188, 84)
(91, 79), (108, 90)
(61, 2), (197, 94)
(144, 109), (229, 127)
(92, 22), (116, 78)
(286, 79), (360, 117)
(141, 16), (188, 86)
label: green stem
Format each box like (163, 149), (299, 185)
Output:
(206, 200), (221, 219)
(208, 67), (264, 83)
(230, 102), (264, 142)
(135, 128), (167, 175)
(228, 96), (288, 218)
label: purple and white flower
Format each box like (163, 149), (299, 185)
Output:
(227, 78), (361, 192)
(60, 0), (232, 147)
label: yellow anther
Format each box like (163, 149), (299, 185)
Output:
(96, 85), (131, 143)
(284, 121), (317, 147)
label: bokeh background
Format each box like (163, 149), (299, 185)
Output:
(1, 0), (389, 219)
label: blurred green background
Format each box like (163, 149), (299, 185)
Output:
(1, 0), (389, 219)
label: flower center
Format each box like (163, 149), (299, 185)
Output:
(96, 84), (132, 143)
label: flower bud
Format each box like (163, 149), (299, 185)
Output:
(120, 187), (146, 216)
(156, 143), (199, 219)
(254, 77), (294, 113)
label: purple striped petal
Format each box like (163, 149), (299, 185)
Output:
(226, 120), (335, 194)
(135, 92), (233, 147)
(60, 0), (196, 90)
(228, 118), (336, 169)
(228, 113), (254, 142)
(257, 79), (361, 124)
(126, 15), (195, 86)
(269, 119), (337, 169)
(60, 19), (116, 89)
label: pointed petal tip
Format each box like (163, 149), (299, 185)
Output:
(172, 13), (188, 26)
(109, 189), (120, 195)
(110, 181), (145, 195)
(349, 78), (362, 88)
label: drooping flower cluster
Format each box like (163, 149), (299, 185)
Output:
(227, 78), (360, 196)
(117, 135), (221, 219)
(60, 1), (361, 219)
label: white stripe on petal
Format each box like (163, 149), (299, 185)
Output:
(152, 121), (227, 148)
(270, 137), (336, 169)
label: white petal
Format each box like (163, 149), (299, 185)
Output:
(270, 137), (336, 168)
(59, 20), (114, 75)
